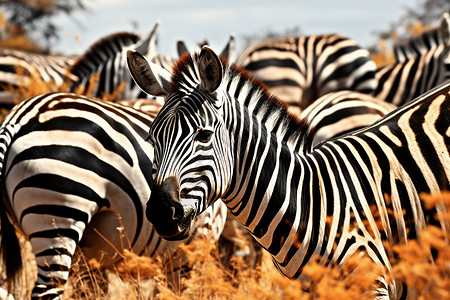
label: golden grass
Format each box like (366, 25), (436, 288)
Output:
(388, 192), (450, 299)
(0, 192), (421, 299)
(3, 68), (124, 103)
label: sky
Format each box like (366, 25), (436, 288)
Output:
(53, 0), (419, 58)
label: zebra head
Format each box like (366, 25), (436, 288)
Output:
(127, 47), (234, 240)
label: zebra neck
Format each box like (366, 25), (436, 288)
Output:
(222, 118), (323, 277)
(220, 72), (323, 262)
(223, 66), (313, 152)
(221, 65), (316, 224)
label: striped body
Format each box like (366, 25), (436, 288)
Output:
(236, 34), (377, 115)
(374, 41), (450, 106)
(116, 98), (163, 113)
(300, 91), (396, 147)
(128, 48), (450, 299)
(0, 48), (77, 105)
(0, 93), (227, 299)
(393, 12), (450, 62)
(69, 23), (175, 102)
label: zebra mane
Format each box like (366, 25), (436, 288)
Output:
(170, 52), (199, 95)
(69, 32), (140, 79)
(170, 52), (314, 151)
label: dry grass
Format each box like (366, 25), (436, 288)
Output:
(5, 66), (72, 101)
(0, 63), (128, 121)
(1, 192), (444, 299)
(387, 192), (450, 299)
(3, 68), (124, 103)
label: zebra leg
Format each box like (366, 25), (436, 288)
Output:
(18, 196), (98, 299)
(28, 232), (78, 299)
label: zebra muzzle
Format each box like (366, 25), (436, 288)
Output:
(146, 177), (191, 240)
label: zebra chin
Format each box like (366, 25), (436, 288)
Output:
(156, 221), (192, 241)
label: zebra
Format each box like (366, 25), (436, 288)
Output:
(68, 21), (175, 102)
(300, 91), (396, 147)
(374, 26), (450, 106)
(127, 47), (450, 299)
(0, 48), (77, 106)
(235, 34), (378, 115)
(0, 92), (228, 299)
(393, 12), (450, 62)
(0, 22), (168, 108)
(221, 89), (397, 265)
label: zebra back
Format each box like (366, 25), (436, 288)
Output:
(0, 48), (77, 106)
(300, 91), (397, 147)
(68, 32), (141, 99)
(375, 37), (450, 106)
(115, 98), (163, 116)
(393, 12), (450, 61)
(236, 34), (378, 114)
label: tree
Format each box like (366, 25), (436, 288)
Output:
(399, 0), (450, 27)
(0, 0), (86, 52)
(375, 0), (450, 41)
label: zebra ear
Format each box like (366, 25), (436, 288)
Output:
(127, 50), (171, 97)
(177, 40), (190, 57)
(440, 12), (450, 47)
(220, 34), (236, 62)
(133, 20), (160, 59)
(198, 46), (223, 94)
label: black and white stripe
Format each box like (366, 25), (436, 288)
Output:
(0, 92), (227, 299)
(69, 22), (175, 101)
(300, 91), (396, 147)
(374, 33), (450, 106)
(0, 48), (77, 105)
(128, 47), (450, 299)
(236, 34), (378, 114)
(393, 12), (450, 62)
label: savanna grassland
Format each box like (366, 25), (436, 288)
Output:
(1, 192), (448, 299)
(0, 19), (449, 298)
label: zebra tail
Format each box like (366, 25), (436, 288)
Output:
(0, 124), (22, 292)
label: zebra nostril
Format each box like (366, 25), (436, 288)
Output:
(169, 206), (176, 218)
(169, 206), (182, 221)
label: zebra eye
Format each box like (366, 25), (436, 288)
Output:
(194, 128), (213, 143)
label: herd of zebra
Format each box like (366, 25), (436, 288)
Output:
(0, 11), (448, 300)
